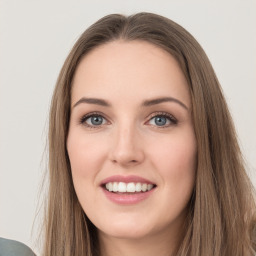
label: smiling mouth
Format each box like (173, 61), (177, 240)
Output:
(103, 182), (156, 193)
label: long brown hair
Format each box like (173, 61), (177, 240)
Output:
(44, 12), (256, 256)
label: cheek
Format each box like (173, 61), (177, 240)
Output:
(152, 129), (196, 158)
(148, 129), (197, 188)
(67, 130), (108, 178)
(154, 134), (196, 218)
(66, 131), (106, 210)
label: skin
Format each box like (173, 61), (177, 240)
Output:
(67, 40), (197, 256)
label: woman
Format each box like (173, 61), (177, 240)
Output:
(43, 12), (256, 255)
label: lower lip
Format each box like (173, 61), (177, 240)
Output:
(102, 187), (155, 205)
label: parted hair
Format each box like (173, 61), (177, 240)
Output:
(43, 12), (256, 256)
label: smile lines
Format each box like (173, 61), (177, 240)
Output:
(105, 182), (155, 193)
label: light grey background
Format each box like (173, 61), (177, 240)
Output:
(0, 0), (255, 254)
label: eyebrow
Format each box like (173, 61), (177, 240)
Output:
(73, 96), (188, 110)
(142, 97), (188, 110)
(73, 97), (111, 108)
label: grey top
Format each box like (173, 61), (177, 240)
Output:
(0, 238), (35, 256)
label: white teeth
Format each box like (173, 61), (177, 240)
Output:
(135, 183), (142, 192)
(113, 182), (118, 192)
(147, 184), (153, 190)
(142, 183), (147, 192)
(127, 182), (136, 192)
(118, 182), (126, 192)
(104, 182), (155, 193)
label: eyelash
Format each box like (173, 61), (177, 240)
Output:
(146, 111), (178, 128)
(79, 111), (178, 129)
(79, 111), (108, 129)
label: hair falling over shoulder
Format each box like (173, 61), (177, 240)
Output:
(42, 12), (256, 256)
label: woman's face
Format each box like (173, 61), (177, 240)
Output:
(67, 41), (197, 241)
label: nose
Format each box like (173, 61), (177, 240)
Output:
(109, 124), (145, 167)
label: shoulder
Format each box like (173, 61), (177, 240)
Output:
(0, 237), (35, 256)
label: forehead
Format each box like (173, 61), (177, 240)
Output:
(71, 40), (190, 106)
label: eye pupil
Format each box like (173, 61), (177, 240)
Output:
(155, 116), (167, 126)
(91, 116), (103, 125)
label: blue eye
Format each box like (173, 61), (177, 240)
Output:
(81, 114), (107, 127)
(154, 116), (168, 126)
(148, 113), (177, 127)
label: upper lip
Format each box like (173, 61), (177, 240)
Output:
(101, 175), (155, 185)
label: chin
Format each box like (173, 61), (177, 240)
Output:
(98, 220), (156, 240)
